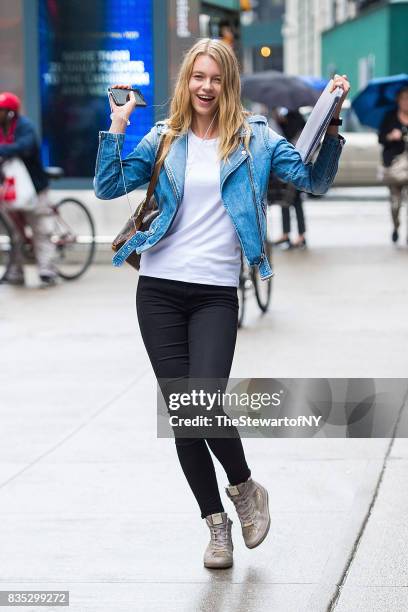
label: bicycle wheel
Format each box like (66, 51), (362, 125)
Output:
(253, 240), (273, 313)
(0, 211), (13, 281)
(53, 198), (96, 280)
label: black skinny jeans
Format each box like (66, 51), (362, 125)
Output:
(136, 275), (251, 518)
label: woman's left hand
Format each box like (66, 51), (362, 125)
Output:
(330, 74), (351, 114)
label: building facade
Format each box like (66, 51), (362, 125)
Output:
(284, 0), (408, 93)
(0, 0), (241, 184)
(322, 0), (408, 92)
(283, 0), (350, 76)
(0, 0), (288, 184)
(240, 0), (285, 73)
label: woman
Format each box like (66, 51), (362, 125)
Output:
(94, 39), (349, 569)
(378, 86), (408, 243)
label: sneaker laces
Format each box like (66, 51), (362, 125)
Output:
(233, 488), (256, 527)
(209, 523), (230, 551)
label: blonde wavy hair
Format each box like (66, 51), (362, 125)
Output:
(156, 38), (251, 166)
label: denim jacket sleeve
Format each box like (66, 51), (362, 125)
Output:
(93, 126), (158, 199)
(266, 127), (345, 195)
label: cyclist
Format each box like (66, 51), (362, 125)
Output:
(0, 91), (57, 287)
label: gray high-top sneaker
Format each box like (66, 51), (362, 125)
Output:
(204, 512), (233, 569)
(226, 477), (270, 549)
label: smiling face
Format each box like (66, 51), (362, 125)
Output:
(188, 54), (222, 119)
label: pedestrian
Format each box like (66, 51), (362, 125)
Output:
(94, 39), (349, 569)
(0, 92), (57, 287)
(378, 85), (408, 243)
(218, 20), (235, 48)
(273, 109), (307, 249)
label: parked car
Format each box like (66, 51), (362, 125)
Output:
(334, 101), (382, 186)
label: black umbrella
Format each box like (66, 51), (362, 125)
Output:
(241, 71), (321, 110)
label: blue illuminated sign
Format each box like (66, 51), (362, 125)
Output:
(39, 0), (154, 177)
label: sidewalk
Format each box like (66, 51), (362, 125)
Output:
(1, 191), (407, 611)
(330, 422), (408, 612)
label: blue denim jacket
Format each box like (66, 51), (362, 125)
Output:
(94, 115), (344, 279)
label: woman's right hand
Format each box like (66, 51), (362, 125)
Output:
(108, 84), (138, 121)
(387, 128), (403, 142)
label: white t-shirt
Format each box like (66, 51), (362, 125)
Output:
(139, 128), (242, 287)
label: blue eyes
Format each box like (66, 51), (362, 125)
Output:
(194, 75), (221, 82)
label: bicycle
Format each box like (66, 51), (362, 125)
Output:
(238, 239), (273, 328)
(237, 173), (302, 327)
(0, 166), (96, 282)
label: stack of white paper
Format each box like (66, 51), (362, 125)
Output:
(295, 81), (342, 163)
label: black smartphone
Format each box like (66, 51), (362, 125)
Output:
(108, 87), (147, 107)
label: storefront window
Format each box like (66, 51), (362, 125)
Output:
(39, 0), (154, 177)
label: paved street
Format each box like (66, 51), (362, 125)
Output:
(1, 188), (408, 611)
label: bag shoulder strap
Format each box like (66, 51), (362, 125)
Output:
(143, 136), (166, 206)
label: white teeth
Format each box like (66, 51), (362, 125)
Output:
(198, 95), (214, 100)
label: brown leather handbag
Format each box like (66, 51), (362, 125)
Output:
(111, 135), (165, 269)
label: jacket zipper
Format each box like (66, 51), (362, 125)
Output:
(160, 163), (180, 236)
(247, 158), (266, 262)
